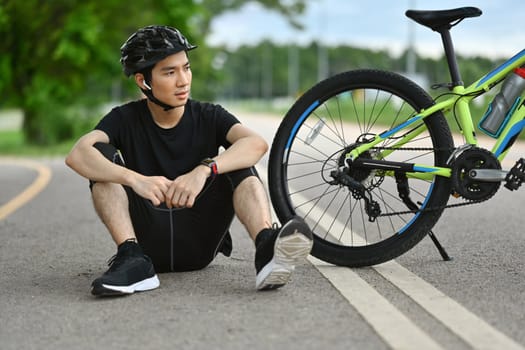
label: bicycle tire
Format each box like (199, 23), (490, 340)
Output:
(268, 69), (454, 267)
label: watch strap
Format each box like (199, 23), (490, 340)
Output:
(200, 158), (218, 178)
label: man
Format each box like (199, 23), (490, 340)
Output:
(65, 25), (313, 297)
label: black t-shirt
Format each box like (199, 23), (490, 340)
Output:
(95, 99), (239, 180)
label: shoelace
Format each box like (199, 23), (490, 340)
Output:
(105, 254), (122, 271)
(106, 239), (139, 268)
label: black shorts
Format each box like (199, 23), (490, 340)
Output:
(91, 143), (259, 272)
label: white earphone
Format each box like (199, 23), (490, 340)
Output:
(143, 81), (152, 90)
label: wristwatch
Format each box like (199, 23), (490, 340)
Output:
(200, 158), (218, 178)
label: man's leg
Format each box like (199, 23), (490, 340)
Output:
(92, 182), (136, 245)
(232, 175), (313, 290)
(90, 182), (159, 297)
(232, 176), (273, 240)
(89, 143), (159, 297)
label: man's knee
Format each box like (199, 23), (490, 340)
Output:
(233, 175), (268, 207)
(89, 143), (125, 190)
(91, 181), (127, 204)
(92, 180), (122, 192)
(93, 142), (125, 165)
(226, 167), (260, 190)
(234, 175), (263, 193)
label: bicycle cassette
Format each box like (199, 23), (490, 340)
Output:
(450, 147), (501, 201)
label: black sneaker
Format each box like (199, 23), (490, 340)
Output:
(255, 217), (313, 290)
(91, 240), (160, 297)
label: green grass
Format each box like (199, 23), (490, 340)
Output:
(0, 97), (513, 158)
(0, 130), (74, 157)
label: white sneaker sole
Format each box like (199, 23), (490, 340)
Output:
(100, 275), (160, 294)
(256, 226), (313, 290)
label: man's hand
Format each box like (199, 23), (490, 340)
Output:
(165, 166), (210, 209)
(131, 175), (172, 206)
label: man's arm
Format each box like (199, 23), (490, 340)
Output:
(211, 123), (268, 174)
(65, 130), (171, 206)
(65, 130), (130, 184)
(164, 123), (268, 209)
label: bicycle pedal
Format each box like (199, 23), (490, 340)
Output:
(504, 158), (525, 191)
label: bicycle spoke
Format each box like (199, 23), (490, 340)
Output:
(287, 166), (337, 182)
(269, 69), (453, 266)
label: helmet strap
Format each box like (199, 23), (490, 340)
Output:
(140, 88), (175, 111)
(138, 70), (175, 111)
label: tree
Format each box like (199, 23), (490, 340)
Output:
(197, 0), (305, 35)
(0, 0), (306, 145)
(1, 0), (200, 144)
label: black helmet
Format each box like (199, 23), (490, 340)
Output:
(120, 25), (197, 77)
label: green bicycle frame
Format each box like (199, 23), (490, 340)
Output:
(347, 49), (525, 181)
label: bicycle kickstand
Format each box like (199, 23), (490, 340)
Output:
(395, 172), (452, 261)
(427, 230), (452, 261)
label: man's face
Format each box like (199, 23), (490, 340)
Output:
(149, 50), (192, 108)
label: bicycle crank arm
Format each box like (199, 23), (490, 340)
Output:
(468, 169), (508, 182)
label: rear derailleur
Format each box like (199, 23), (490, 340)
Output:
(329, 169), (381, 222)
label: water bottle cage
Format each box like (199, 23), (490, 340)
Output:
(478, 96), (522, 138)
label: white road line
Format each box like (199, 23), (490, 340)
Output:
(309, 256), (444, 350)
(260, 169), (443, 349)
(259, 167), (524, 350)
(375, 261), (524, 350)
(303, 189), (524, 350)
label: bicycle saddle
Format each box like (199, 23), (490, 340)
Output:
(406, 7), (482, 31)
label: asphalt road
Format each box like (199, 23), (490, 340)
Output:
(1, 113), (524, 350)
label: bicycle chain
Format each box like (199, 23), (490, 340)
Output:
(366, 145), (489, 217)
(376, 198), (486, 217)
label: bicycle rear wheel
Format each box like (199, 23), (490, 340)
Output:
(268, 69), (454, 267)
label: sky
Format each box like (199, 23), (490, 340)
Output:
(207, 0), (525, 59)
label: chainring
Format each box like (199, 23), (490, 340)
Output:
(450, 147), (501, 201)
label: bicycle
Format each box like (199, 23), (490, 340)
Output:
(268, 7), (525, 267)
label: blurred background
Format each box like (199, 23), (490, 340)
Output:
(0, 0), (523, 152)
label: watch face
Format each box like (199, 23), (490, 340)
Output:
(201, 158), (217, 175)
